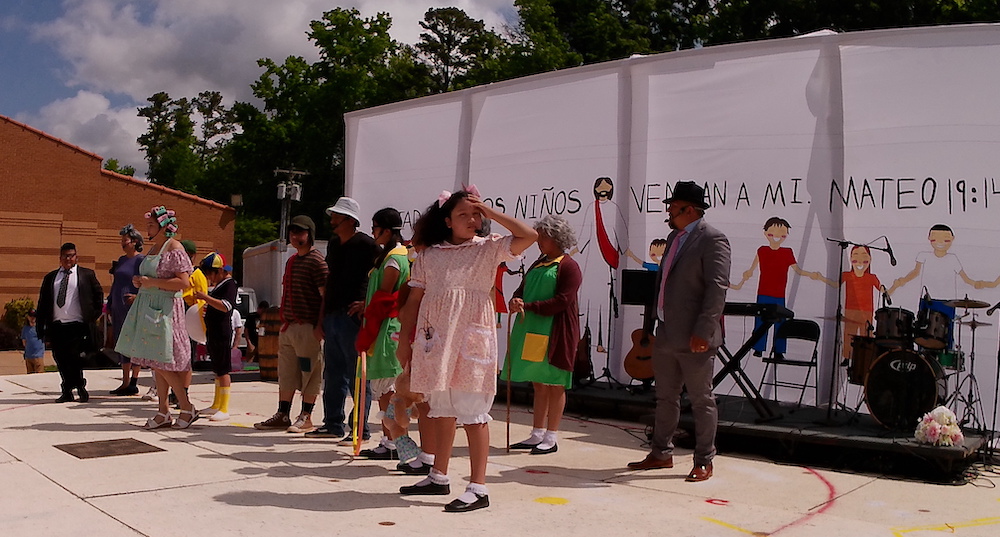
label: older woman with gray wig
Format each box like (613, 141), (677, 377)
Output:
(506, 215), (582, 454)
(109, 224), (145, 395)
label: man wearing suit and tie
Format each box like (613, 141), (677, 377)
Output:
(36, 242), (104, 403)
(628, 181), (731, 482)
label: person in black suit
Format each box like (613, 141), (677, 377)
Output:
(36, 242), (104, 403)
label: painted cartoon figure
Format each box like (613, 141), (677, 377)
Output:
(575, 177), (627, 356)
(816, 245), (881, 361)
(626, 238), (668, 271)
(887, 224), (999, 348)
(731, 217), (823, 358)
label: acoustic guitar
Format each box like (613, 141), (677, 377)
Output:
(623, 328), (655, 381)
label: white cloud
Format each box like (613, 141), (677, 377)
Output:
(24, 1), (517, 177)
(16, 89), (148, 173)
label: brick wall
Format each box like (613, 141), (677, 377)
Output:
(0, 116), (234, 310)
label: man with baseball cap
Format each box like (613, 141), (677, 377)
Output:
(306, 197), (378, 441)
(256, 215), (329, 432)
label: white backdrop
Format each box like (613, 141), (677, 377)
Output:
(346, 25), (1000, 430)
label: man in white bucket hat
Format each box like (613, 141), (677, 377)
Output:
(305, 197), (379, 441)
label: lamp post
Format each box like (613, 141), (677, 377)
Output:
(274, 168), (309, 252)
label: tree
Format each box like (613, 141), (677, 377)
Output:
(103, 158), (135, 176)
(416, 8), (508, 92)
(137, 93), (202, 191)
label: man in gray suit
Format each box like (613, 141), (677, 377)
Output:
(627, 181), (730, 482)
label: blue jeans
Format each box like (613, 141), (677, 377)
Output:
(322, 311), (372, 436)
(753, 295), (787, 354)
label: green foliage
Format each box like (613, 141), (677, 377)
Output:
(234, 215), (279, 256)
(416, 8), (509, 92)
(103, 158), (136, 176)
(2, 297), (35, 330)
(231, 214), (279, 280)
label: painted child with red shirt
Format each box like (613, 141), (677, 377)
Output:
(731, 217), (823, 358)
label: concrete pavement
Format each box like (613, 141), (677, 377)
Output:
(2, 367), (1000, 537)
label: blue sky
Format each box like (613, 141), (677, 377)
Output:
(1, 1), (516, 175)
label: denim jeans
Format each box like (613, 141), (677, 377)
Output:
(322, 311), (372, 436)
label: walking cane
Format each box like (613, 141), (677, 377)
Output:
(352, 351), (367, 456)
(505, 313), (513, 453)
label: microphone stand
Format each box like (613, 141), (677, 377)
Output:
(987, 300), (1000, 458)
(820, 237), (893, 425)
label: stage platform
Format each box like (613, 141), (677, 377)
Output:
(505, 379), (992, 481)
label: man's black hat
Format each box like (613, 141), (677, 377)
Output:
(663, 181), (710, 210)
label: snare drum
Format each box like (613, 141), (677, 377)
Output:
(874, 307), (914, 347)
(915, 309), (950, 350)
(936, 349), (966, 371)
(864, 349), (946, 430)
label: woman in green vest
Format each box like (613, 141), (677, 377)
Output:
(507, 215), (583, 454)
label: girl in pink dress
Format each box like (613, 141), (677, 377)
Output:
(396, 188), (536, 512)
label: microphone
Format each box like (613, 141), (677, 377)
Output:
(885, 238), (897, 266)
(880, 285), (892, 306)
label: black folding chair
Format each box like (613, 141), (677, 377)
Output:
(758, 319), (821, 409)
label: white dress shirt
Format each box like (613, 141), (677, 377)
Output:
(52, 265), (84, 323)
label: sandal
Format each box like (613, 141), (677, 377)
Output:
(144, 412), (173, 429)
(174, 408), (201, 429)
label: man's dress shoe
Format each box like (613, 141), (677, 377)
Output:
(685, 463), (713, 482)
(627, 454), (673, 470)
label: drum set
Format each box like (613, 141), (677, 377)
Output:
(849, 295), (991, 430)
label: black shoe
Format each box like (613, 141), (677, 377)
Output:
(56, 393), (75, 403)
(77, 386), (89, 403)
(168, 392), (179, 408)
(752, 350), (763, 357)
(122, 385), (139, 396)
(444, 493), (490, 512)
(772, 351), (785, 361)
(304, 426), (345, 438)
(110, 386), (127, 396)
(509, 440), (541, 450)
(399, 482), (450, 495)
(359, 447), (398, 460)
(530, 443), (558, 455)
(396, 461), (433, 475)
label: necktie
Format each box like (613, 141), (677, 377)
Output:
(657, 230), (687, 313)
(57, 269), (70, 308)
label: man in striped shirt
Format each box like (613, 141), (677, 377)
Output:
(255, 215), (328, 432)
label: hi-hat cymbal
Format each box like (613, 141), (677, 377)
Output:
(957, 318), (993, 328)
(944, 297), (990, 308)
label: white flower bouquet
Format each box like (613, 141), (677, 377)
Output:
(914, 406), (964, 447)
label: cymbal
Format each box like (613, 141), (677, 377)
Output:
(944, 297), (990, 308)
(957, 318), (993, 328)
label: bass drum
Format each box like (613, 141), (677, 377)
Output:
(864, 349), (945, 430)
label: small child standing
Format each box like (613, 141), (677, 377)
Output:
(21, 309), (45, 374)
(396, 187), (537, 513)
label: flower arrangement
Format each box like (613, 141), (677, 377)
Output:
(914, 406), (964, 447)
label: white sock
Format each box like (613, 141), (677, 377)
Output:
(376, 437), (396, 451)
(408, 458), (424, 469)
(456, 483), (488, 503)
(536, 430), (558, 450)
(518, 427), (545, 446)
(429, 468), (449, 485)
(419, 452), (435, 465)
